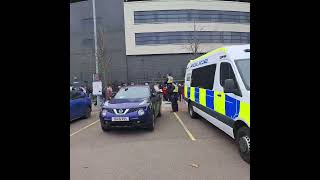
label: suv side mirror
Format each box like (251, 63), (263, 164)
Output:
(224, 79), (236, 93)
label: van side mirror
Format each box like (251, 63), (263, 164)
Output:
(224, 79), (236, 93)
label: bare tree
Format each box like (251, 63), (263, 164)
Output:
(185, 20), (204, 59)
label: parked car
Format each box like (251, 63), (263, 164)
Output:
(99, 85), (162, 131)
(70, 90), (92, 121)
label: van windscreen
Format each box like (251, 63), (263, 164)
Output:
(235, 59), (250, 90)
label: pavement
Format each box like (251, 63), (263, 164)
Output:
(70, 101), (250, 180)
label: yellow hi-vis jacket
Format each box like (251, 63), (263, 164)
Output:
(173, 84), (179, 93)
(167, 76), (173, 83)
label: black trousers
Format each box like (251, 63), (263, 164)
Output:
(171, 93), (178, 112)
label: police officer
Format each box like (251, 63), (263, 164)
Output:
(166, 74), (174, 102)
(171, 82), (179, 112)
(166, 73), (173, 84)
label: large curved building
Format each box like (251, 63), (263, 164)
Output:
(70, 0), (250, 85)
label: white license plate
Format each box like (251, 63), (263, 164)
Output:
(112, 117), (129, 121)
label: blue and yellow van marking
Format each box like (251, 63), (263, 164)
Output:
(195, 87), (199, 103)
(225, 95), (240, 119)
(186, 86), (250, 127)
(206, 89), (214, 110)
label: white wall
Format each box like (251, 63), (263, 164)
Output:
(124, 0), (250, 55)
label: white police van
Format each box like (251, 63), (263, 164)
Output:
(184, 44), (250, 163)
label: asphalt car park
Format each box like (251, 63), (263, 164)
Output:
(70, 101), (249, 180)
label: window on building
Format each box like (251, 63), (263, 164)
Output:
(191, 64), (216, 89)
(134, 9), (250, 24)
(135, 31), (250, 45)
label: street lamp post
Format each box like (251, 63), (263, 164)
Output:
(92, 0), (102, 107)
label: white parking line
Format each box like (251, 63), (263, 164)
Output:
(173, 112), (196, 141)
(70, 120), (99, 137)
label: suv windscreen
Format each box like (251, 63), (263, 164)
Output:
(114, 86), (150, 99)
(235, 59), (250, 90)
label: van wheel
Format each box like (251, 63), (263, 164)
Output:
(236, 127), (250, 163)
(188, 102), (198, 119)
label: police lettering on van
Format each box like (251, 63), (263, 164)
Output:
(184, 45), (250, 163)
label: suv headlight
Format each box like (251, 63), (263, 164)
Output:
(138, 109), (145, 116)
(101, 109), (107, 117)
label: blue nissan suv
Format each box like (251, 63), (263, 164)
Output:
(99, 85), (162, 131)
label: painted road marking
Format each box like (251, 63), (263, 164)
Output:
(173, 112), (196, 141)
(70, 120), (99, 137)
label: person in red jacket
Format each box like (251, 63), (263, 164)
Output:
(162, 85), (168, 101)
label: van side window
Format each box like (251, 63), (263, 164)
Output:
(191, 64), (216, 89)
(220, 62), (239, 90)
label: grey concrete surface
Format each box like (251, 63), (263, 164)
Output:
(70, 101), (249, 180)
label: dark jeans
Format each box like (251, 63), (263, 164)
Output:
(171, 93), (178, 112)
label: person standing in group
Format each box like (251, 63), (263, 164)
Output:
(107, 85), (113, 100)
(165, 73), (174, 102)
(170, 82), (179, 112)
(87, 86), (92, 100)
(166, 73), (173, 84)
(80, 86), (86, 94)
(181, 83), (185, 101)
(178, 83), (183, 102)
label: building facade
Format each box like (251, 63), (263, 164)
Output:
(70, 0), (250, 85)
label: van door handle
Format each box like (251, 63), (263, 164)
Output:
(217, 94), (222, 97)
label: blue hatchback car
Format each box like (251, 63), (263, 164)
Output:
(99, 85), (162, 131)
(70, 90), (92, 121)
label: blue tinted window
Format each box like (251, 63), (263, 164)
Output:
(134, 10), (250, 24)
(135, 31), (250, 45)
